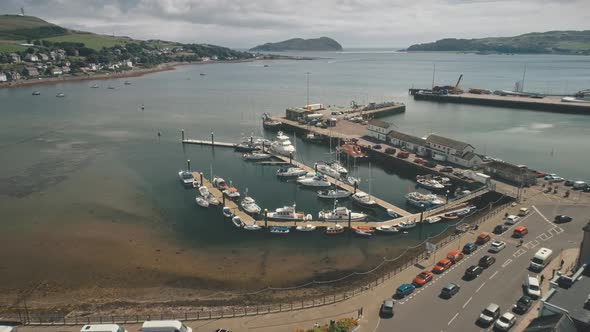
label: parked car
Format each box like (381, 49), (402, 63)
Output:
(447, 250), (464, 263)
(464, 265), (483, 279)
(385, 147), (396, 154)
(489, 240), (507, 253)
(395, 283), (416, 298)
(432, 258), (453, 274)
(525, 276), (541, 299)
(397, 151), (410, 159)
(513, 295), (533, 314)
(564, 180), (574, 186)
(380, 299), (394, 317)
(494, 224), (508, 234)
(544, 173), (557, 180)
(554, 215), (572, 224)
(462, 242), (478, 254)
(479, 255), (496, 268)
(478, 303), (501, 326)
(476, 232), (491, 244)
(441, 166), (453, 173)
(373, 144), (382, 150)
(425, 161), (437, 168)
(414, 158), (425, 165)
(513, 226), (529, 238)
(505, 215), (520, 225)
(495, 312), (516, 331)
(440, 283), (460, 298)
(412, 271), (433, 286)
(518, 207), (529, 216)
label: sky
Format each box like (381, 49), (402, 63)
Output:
(1, 0), (589, 49)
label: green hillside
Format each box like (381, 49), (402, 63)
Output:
(250, 37), (343, 52)
(406, 30), (590, 55)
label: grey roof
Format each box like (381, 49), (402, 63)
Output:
(545, 265), (590, 326)
(427, 134), (472, 151)
(524, 313), (578, 332)
(462, 151), (481, 161)
(583, 221), (590, 233)
(387, 130), (426, 146)
(368, 119), (391, 129)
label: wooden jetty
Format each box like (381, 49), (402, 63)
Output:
(183, 139), (235, 148)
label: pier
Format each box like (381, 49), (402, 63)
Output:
(183, 139), (235, 148)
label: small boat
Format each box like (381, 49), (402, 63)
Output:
(234, 143), (258, 152)
(398, 220), (417, 229)
(325, 224), (345, 235)
(268, 204), (309, 221)
(222, 207), (233, 218)
(107, 86), (115, 90)
(424, 216), (442, 224)
(241, 195), (261, 214)
(344, 176), (361, 186)
(243, 224), (262, 231)
(243, 152), (271, 160)
(90, 84), (99, 88)
(195, 196), (209, 208)
(386, 209), (400, 218)
(32, 91), (41, 95)
(192, 179), (201, 188)
(297, 174), (331, 187)
(223, 186), (241, 200)
(456, 205), (477, 216)
(200, 73), (206, 76)
(232, 216), (243, 228)
(352, 226), (374, 237)
(352, 191), (376, 206)
(337, 143), (366, 158)
(276, 166), (307, 178)
(213, 177), (228, 191)
(405, 192), (445, 208)
(262, 113), (282, 129)
(316, 163), (341, 179)
(416, 178), (445, 190)
(55, 93), (65, 97)
(441, 212), (460, 220)
(198, 186), (220, 205)
(296, 224), (317, 232)
(317, 189), (352, 199)
(319, 206), (367, 222)
(328, 160), (348, 175)
(376, 225), (399, 233)
(263, 64), (269, 67)
(304, 133), (323, 143)
(269, 226), (291, 234)
(178, 170), (194, 186)
(124, 81), (131, 85)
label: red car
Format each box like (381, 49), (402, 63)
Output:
(413, 271), (434, 286)
(432, 258), (453, 274)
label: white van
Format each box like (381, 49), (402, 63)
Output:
(529, 248), (553, 272)
(81, 325), (127, 332)
(141, 320), (192, 332)
(0, 326), (17, 332)
(525, 276), (541, 299)
(573, 181), (587, 189)
(518, 208), (529, 216)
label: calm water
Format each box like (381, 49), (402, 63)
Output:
(1, 51), (589, 284)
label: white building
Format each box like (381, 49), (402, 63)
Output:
(367, 119), (395, 141)
(24, 54), (38, 62)
(51, 68), (63, 75)
(387, 130), (427, 156)
(425, 134), (482, 167)
(124, 60), (133, 68)
(0, 72), (7, 82)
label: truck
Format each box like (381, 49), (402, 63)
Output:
(303, 103), (324, 111)
(529, 248), (553, 272)
(464, 171), (492, 185)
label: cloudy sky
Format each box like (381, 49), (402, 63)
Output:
(1, 0), (589, 48)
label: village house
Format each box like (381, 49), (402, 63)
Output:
(24, 67), (39, 77)
(0, 72), (7, 82)
(387, 130), (428, 156)
(38, 53), (49, 61)
(51, 67), (63, 75)
(61, 66), (70, 73)
(124, 59), (133, 68)
(88, 63), (98, 71)
(9, 53), (21, 63)
(367, 119), (396, 141)
(24, 54), (38, 62)
(7, 71), (21, 81)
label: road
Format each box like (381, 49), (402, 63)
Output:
(375, 203), (587, 332)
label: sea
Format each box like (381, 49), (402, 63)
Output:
(1, 50), (589, 289)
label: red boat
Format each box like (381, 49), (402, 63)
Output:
(337, 144), (366, 158)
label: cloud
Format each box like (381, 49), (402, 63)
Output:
(1, 0), (589, 48)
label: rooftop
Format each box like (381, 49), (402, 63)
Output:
(368, 119), (392, 129)
(426, 134), (472, 151)
(387, 130), (426, 146)
(524, 312), (578, 332)
(544, 264), (590, 327)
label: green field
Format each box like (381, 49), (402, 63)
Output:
(0, 15), (55, 31)
(0, 41), (26, 52)
(43, 33), (133, 50)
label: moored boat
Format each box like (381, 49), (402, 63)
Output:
(297, 174), (331, 187)
(296, 224), (317, 232)
(195, 196), (209, 208)
(178, 170), (194, 186)
(352, 191), (376, 206)
(405, 192), (445, 208)
(317, 189), (352, 199)
(243, 152), (271, 160)
(343, 176), (361, 186)
(234, 143), (258, 152)
(304, 133), (323, 143)
(319, 205), (367, 222)
(262, 113), (282, 129)
(232, 216), (243, 228)
(337, 143), (366, 158)
(416, 178), (445, 190)
(222, 207), (233, 218)
(56, 92), (65, 97)
(269, 226), (291, 234)
(277, 166), (307, 178)
(328, 160), (348, 175)
(270, 131), (295, 156)
(386, 209), (401, 218)
(198, 186), (220, 205)
(424, 216), (442, 224)
(223, 185), (241, 199)
(325, 224), (345, 235)
(213, 177), (228, 191)
(268, 204), (310, 221)
(352, 226), (374, 236)
(316, 163), (341, 179)
(32, 91), (41, 95)
(398, 220), (417, 229)
(376, 225), (399, 233)
(241, 195), (261, 214)
(243, 224), (262, 231)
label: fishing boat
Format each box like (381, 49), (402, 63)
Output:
(316, 163), (341, 179)
(270, 131), (295, 156)
(325, 224), (345, 235)
(352, 191), (376, 207)
(223, 186), (241, 200)
(56, 93), (65, 97)
(328, 160), (348, 175)
(195, 196), (209, 208)
(243, 152), (271, 160)
(222, 207), (234, 218)
(213, 177), (228, 191)
(240, 195), (261, 214)
(276, 166), (307, 178)
(243, 224), (262, 231)
(424, 216), (442, 224)
(352, 226), (374, 237)
(297, 174), (331, 187)
(317, 189), (352, 199)
(405, 192), (445, 208)
(337, 143), (366, 158)
(262, 113), (282, 130)
(269, 226), (291, 234)
(268, 205), (309, 221)
(32, 91), (41, 95)
(376, 225), (399, 233)
(232, 216), (243, 228)
(398, 220), (417, 229)
(319, 205), (367, 222)
(296, 224), (317, 232)
(304, 133), (323, 143)
(386, 209), (400, 218)
(416, 178), (445, 190)
(178, 170), (194, 186)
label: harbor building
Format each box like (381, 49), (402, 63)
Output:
(286, 107), (316, 121)
(387, 130), (427, 156)
(367, 119), (396, 141)
(482, 161), (538, 186)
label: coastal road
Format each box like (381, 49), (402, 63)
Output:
(374, 203), (587, 332)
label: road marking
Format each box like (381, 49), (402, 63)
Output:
(476, 281), (486, 293)
(532, 205), (555, 227)
(537, 233), (550, 241)
(448, 312), (459, 326)
(371, 318), (381, 332)
(489, 271), (499, 280)
(513, 248), (527, 258)
(502, 259), (513, 268)
(462, 296), (473, 309)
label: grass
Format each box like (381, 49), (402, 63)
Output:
(0, 15), (55, 31)
(43, 33), (133, 50)
(557, 41), (590, 51)
(0, 41), (26, 52)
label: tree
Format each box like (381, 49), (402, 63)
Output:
(33, 40), (41, 46)
(26, 47), (35, 54)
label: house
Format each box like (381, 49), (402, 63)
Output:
(0, 72), (7, 82)
(387, 130), (427, 156)
(367, 119), (395, 141)
(482, 161), (537, 186)
(88, 63), (98, 71)
(211, 55), (218, 60)
(50, 67), (62, 75)
(24, 54), (39, 62)
(425, 134), (482, 167)
(7, 71), (21, 81)
(24, 67), (39, 77)
(38, 53), (49, 61)
(61, 66), (70, 73)
(124, 60), (133, 68)
(9, 53), (21, 63)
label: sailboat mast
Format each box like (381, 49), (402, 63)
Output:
(521, 64), (527, 92)
(431, 64), (436, 90)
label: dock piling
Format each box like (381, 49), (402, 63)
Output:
(264, 209), (268, 228)
(181, 129), (185, 141)
(289, 152), (293, 164)
(222, 193), (226, 206)
(211, 132), (214, 146)
(348, 211), (352, 229)
(199, 172), (203, 185)
(187, 159), (191, 172)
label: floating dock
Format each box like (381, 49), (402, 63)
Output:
(183, 139), (235, 148)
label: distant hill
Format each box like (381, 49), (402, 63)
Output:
(406, 30), (590, 55)
(250, 37), (343, 52)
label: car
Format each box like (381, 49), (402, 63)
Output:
(495, 312), (516, 331)
(584, 186), (590, 192)
(385, 147), (396, 154)
(464, 265), (483, 279)
(440, 283), (460, 298)
(554, 215), (572, 224)
(462, 242), (478, 254)
(373, 144), (382, 150)
(395, 283), (416, 298)
(525, 276), (541, 299)
(380, 299), (394, 317)
(564, 180), (574, 186)
(432, 258), (453, 273)
(424, 161), (437, 168)
(544, 174), (556, 180)
(551, 176), (565, 183)
(440, 166), (453, 173)
(489, 240), (507, 253)
(476, 232), (491, 244)
(414, 158), (425, 165)
(494, 224), (508, 234)
(215, 329), (231, 332)
(513, 226), (529, 238)
(505, 215), (520, 225)
(412, 271), (433, 286)
(479, 255), (496, 268)
(513, 295), (533, 314)
(478, 303), (501, 326)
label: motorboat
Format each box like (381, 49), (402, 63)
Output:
(270, 131), (295, 157)
(243, 224), (262, 231)
(456, 205), (477, 216)
(276, 166), (307, 178)
(222, 207), (234, 218)
(328, 160), (348, 175)
(317, 189), (352, 199)
(192, 179), (200, 188)
(405, 192), (445, 208)
(262, 113), (282, 129)
(241, 195), (261, 214)
(352, 191), (376, 206)
(234, 143), (258, 152)
(376, 225), (399, 233)
(398, 220), (417, 229)
(352, 226), (374, 237)
(195, 196), (209, 208)
(124, 81), (131, 85)
(325, 224), (345, 235)
(32, 91), (41, 95)
(268, 205), (309, 221)
(416, 178), (445, 190)
(424, 216), (442, 224)
(316, 163), (341, 179)
(198, 186), (220, 205)
(297, 174), (331, 187)
(337, 143), (366, 158)
(269, 226), (291, 234)
(441, 212), (459, 220)
(319, 206), (367, 222)
(223, 185), (241, 200)
(107, 86), (115, 90)
(304, 133), (323, 143)
(386, 209), (400, 218)
(213, 177), (228, 191)
(56, 93), (65, 97)
(178, 170), (194, 186)
(232, 216), (243, 228)
(296, 224), (317, 232)
(243, 152), (271, 161)
(343, 176), (361, 186)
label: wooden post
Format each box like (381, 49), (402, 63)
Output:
(348, 210), (352, 229)
(262, 142), (265, 153)
(211, 132), (214, 145)
(181, 129), (185, 141)
(289, 152), (292, 164)
(187, 159), (191, 172)
(353, 181), (357, 193)
(264, 209), (268, 228)
(200, 172), (203, 184)
(222, 193), (226, 206)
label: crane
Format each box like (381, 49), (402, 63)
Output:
(450, 74), (464, 94)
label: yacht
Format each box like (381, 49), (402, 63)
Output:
(325, 224), (345, 235)
(296, 224), (317, 232)
(317, 189), (352, 199)
(352, 191), (376, 206)
(234, 142), (258, 152)
(297, 174), (331, 187)
(328, 160), (348, 175)
(405, 192), (445, 208)
(178, 170), (194, 186)
(243, 152), (271, 161)
(316, 163), (341, 179)
(319, 206), (367, 222)
(232, 216), (243, 228)
(213, 177), (228, 191)
(241, 195), (261, 214)
(376, 225), (399, 233)
(398, 220), (417, 229)
(243, 224), (262, 231)
(416, 178), (445, 190)
(276, 166), (307, 178)
(268, 205), (309, 221)
(195, 196), (209, 208)
(270, 131), (296, 156)
(344, 176), (361, 186)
